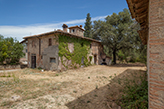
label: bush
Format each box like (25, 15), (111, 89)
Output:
(0, 36), (24, 65)
(118, 72), (148, 108)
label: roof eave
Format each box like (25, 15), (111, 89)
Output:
(126, 0), (149, 45)
(23, 30), (101, 43)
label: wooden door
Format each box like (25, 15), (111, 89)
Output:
(94, 55), (97, 64)
(31, 55), (36, 68)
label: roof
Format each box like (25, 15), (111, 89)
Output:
(68, 26), (85, 31)
(23, 30), (101, 43)
(20, 39), (27, 44)
(126, 0), (149, 45)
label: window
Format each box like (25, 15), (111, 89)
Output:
(50, 58), (56, 63)
(90, 44), (92, 49)
(49, 38), (52, 46)
(71, 29), (75, 33)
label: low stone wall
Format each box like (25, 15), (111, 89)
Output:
(0, 65), (20, 70)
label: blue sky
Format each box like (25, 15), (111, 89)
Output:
(0, 0), (128, 41)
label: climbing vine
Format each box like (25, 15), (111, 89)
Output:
(55, 35), (91, 69)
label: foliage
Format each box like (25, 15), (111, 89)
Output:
(92, 9), (133, 64)
(92, 20), (104, 40)
(124, 21), (147, 64)
(84, 13), (92, 38)
(56, 35), (91, 69)
(89, 56), (92, 62)
(119, 72), (148, 108)
(92, 9), (147, 64)
(108, 70), (148, 108)
(117, 50), (125, 63)
(0, 35), (24, 65)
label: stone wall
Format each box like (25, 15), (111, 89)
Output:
(91, 42), (99, 65)
(57, 41), (103, 70)
(91, 42), (106, 65)
(58, 43), (74, 70)
(149, 0), (164, 108)
(27, 32), (104, 70)
(69, 28), (84, 37)
(0, 65), (20, 70)
(27, 33), (59, 69)
(43, 45), (59, 70)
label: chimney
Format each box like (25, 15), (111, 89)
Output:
(62, 24), (68, 32)
(79, 25), (82, 28)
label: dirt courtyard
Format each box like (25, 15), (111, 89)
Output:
(0, 65), (146, 109)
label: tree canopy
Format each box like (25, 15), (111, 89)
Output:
(0, 35), (24, 65)
(92, 9), (146, 64)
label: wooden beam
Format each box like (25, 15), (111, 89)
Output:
(138, 10), (148, 17)
(135, 1), (149, 10)
(135, 5), (148, 15)
(136, 16), (148, 25)
(138, 28), (148, 45)
(132, 0), (143, 4)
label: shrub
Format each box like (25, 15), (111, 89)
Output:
(117, 72), (148, 108)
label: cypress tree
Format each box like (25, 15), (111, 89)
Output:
(84, 13), (92, 38)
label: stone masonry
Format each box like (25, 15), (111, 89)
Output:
(148, 0), (164, 108)
(23, 24), (108, 71)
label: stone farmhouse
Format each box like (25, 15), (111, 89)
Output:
(127, 0), (164, 108)
(21, 24), (110, 71)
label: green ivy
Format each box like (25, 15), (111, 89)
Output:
(55, 35), (91, 69)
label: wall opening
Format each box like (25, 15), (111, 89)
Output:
(81, 57), (84, 65)
(50, 58), (56, 63)
(94, 55), (97, 64)
(31, 54), (36, 68)
(49, 38), (52, 46)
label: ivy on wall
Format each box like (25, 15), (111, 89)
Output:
(55, 35), (91, 69)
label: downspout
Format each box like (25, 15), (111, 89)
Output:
(36, 37), (41, 58)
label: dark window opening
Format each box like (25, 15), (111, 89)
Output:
(50, 58), (56, 63)
(49, 38), (52, 46)
(72, 29), (75, 33)
(94, 55), (97, 64)
(90, 44), (92, 49)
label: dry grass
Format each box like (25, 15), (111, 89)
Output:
(0, 65), (146, 109)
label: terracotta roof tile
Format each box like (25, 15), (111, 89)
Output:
(68, 26), (84, 31)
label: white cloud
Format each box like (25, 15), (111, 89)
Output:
(0, 15), (107, 42)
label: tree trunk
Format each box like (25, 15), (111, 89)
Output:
(113, 49), (116, 64)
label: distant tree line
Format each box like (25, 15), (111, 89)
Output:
(0, 35), (24, 65)
(84, 9), (147, 65)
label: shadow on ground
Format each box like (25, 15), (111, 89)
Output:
(111, 63), (146, 67)
(66, 69), (146, 109)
